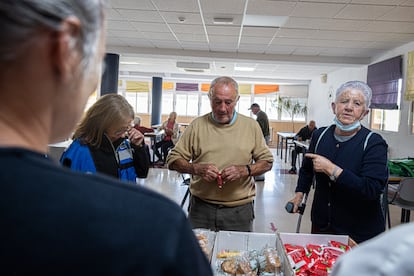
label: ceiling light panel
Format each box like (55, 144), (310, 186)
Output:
(243, 15), (288, 28)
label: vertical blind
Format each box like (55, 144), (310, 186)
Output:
(367, 55), (402, 110)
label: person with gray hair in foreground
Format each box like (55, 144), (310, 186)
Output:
(331, 223), (414, 275)
(0, 1), (212, 275)
(287, 80), (388, 243)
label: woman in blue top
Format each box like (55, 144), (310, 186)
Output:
(61, 94), (150, 181)
(289, 80), (388, 243)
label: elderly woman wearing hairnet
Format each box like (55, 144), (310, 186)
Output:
(288, 80), (388, 243)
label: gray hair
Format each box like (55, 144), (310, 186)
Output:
(0, 0), (108, 74)
(208, 76), (239, 99)
(335, 80), (372, 109)
(134, 116), (141, 126)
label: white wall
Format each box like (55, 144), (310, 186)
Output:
(307, 41), (414, 159)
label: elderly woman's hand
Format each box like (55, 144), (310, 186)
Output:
(305, 153), (337, 176)
(127, 128), (145, 146)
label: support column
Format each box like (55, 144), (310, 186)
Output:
(100, 53), (119, 96)
(151, 76), (163, 126)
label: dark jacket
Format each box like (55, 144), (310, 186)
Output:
(296, 125), (388, 243)
(0, 148), (212, 275)
(295, 125), (316, 141)
(256, 110), (270, 137)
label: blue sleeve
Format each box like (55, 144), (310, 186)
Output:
(60, 139), (97, 174)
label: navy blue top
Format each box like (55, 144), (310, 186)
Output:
(0, 148), (212, 275)
(296, 125), (388, 243)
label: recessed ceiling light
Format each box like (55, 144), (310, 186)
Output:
(243, 15), (288, 28)
(235, 66), (255, 72)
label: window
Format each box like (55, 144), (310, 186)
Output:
(176, 93), (199, 116)
(368, 56), (402, 110)
(370, 79), (402, 132)
(161, 92), (173, 115)
(200, 94), (210, 116)
(136, 92), (149, 113)
(250, 94), (273, 120)
(237, 95), (251, 116)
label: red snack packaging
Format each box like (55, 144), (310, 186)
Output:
(306, 244), (323, 255)
(284, 244), (305, 255)
(309, 259), (330, 276)
(329, 240), (351, 252)
(217, 173), (223, 188)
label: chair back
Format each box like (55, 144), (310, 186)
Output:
(398, 178), (414, 203)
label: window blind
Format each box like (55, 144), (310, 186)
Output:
(367, 56), (402, 110)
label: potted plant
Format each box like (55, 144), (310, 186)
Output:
(272, 95), (307, 132)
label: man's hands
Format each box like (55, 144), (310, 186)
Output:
(193, 164), (249, 186)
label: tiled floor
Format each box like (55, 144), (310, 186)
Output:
(138, 148), (405, 235)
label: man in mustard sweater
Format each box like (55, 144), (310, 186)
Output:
(167, 76), (274, 232)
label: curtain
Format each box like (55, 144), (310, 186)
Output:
(126, 81), (150, 92)
(254, 84), (279, 94)
(176, 82), (198, 92)
(405, 51), (414, 101)
(367, 55), (402, 109)
(239, 84), (252, 94)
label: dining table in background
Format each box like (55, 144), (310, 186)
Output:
(276, 132), (297, 163)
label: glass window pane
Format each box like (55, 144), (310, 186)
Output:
(162, 92), (173, 115)
(200, 94), (211, 116)
(136, 93), (148, 113)
(176, 94), (186, 116)
(125, 92), (137, 112)
(187, 94), (199, 116)
(370, 78), (401, 132)
(237, 95), (251, 116)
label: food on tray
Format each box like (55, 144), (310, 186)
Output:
(216, 247), (283, 276)
(218, 254), (258, 275)
(193, 229), (216, 260)
(261, 247), (282, 274)
(220, 258), (237, 274)
(217, 250), (241, 258)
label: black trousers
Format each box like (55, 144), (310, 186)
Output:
(153, 140), (174, 161)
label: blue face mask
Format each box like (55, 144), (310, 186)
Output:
(333, 116), (361, 132)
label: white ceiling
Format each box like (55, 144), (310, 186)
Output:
(105, 0), (414, 84)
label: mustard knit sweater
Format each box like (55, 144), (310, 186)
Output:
(167, 112), (274, 207)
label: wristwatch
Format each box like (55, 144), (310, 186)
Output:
(329, 166), (339, 182)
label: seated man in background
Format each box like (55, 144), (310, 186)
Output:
(134, 116), (154, 134)
(153, 111), (179, 165)
(0, 1), (212, 274)
(289, 120), (317, 174)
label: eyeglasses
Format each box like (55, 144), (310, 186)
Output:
(113, 122), (134, 137)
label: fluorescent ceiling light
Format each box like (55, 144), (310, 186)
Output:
(213, 17), (233, 25)
(243, 15), (288, 28)
(176, 61), (210, 70)
(235, 66), (255, 72)
(120, 61), (141, 65)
